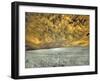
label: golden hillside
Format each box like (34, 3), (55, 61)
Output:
(25, 12), (89, 50)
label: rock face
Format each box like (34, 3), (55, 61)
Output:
(25, 12), (89, 50)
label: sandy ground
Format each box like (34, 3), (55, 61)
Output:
(25, 47), (89, 68)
